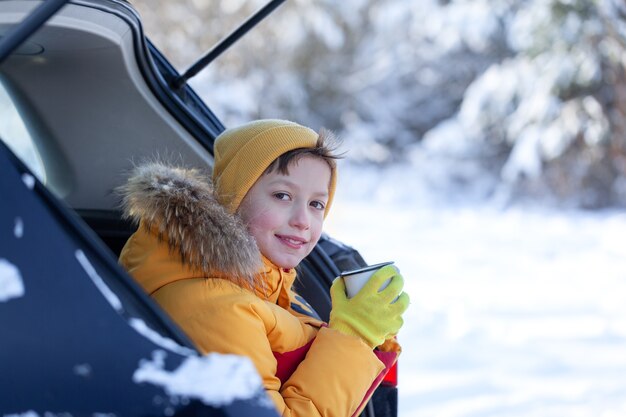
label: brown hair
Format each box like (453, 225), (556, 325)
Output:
(264, 128), (343, 175)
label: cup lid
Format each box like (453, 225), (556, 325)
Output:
(340, 261), (394, 277)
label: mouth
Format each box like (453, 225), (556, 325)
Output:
(275, 234), (308, 249)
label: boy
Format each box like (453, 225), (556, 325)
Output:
(119, 119), (409, 417)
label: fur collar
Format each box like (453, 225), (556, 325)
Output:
(117, 162), (262, 287)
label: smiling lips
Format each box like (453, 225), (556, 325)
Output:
(276, 234), (308, 249)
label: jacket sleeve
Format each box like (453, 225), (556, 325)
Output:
(278, 326), (388, 417)
(181, 300), (388, 417)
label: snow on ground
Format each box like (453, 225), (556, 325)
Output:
(325, 163), (626, 417)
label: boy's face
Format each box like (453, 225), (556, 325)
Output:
(238, 156), (332, 270)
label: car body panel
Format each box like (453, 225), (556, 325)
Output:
(0, 140), (278, 416)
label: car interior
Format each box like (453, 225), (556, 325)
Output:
(1, 1), (222, 255)
(1, 1), (213, 210)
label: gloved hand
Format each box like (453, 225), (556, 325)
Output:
(328, 265), (410, 348)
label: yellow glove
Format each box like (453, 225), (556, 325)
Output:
(328, 265), (410, 348)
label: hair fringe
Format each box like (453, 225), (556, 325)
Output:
(265, 127), (345, 175)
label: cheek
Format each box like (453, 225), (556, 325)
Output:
(246, 209), (280, 239)
(239, 193), (275, 236)
(309, 218), (325, 245)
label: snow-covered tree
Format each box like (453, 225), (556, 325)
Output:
(130, 0), (499, 161)
(131, 0), (626, 207)
(422, 0), (626, 207)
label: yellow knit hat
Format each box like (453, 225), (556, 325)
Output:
(213, 119), (337, 217)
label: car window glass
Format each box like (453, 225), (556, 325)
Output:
(0, 80), (46, 182)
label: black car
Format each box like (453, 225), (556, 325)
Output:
(0, 1), (398, 415)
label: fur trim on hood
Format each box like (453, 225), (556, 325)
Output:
(117, 162), (262, 287)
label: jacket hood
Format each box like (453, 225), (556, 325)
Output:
(117, 162), (262, 288)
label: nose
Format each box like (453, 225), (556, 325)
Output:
(289, 203), (310, 230)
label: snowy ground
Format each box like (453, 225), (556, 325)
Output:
(325, 164), (626, 417)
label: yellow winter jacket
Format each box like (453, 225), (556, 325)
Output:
(117, 162), (399, 417)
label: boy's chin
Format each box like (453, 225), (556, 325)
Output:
(269, 254), (304, 270)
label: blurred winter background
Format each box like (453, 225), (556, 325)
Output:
(128, 0), (626, 416)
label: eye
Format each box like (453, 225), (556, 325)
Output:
(310, 200), (326, 211)
(273, 192), (291, 201)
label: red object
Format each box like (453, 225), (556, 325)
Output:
(382, 361), (398, 386)
(272, 338), (315, 385)
(351, 349), (398, 417)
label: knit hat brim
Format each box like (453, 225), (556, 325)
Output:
(213, 120), (337, 217)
